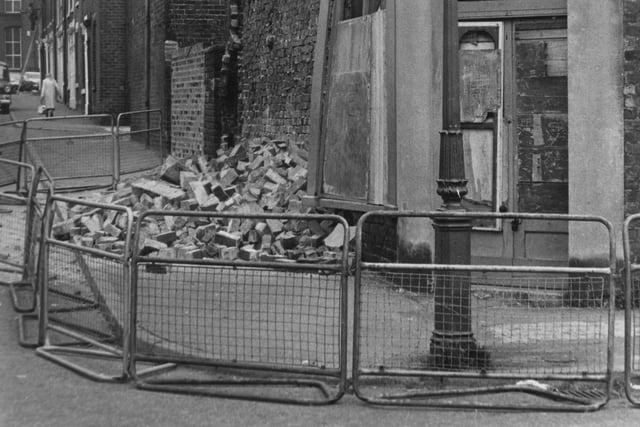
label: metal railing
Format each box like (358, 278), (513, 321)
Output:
(624, 213), (640, 405)
(129, 210), (350, 405)
(0, 121), (25, 188)
(34, 195), (141, 381)
(22, 115), (116, 190)
(353, 211), (616, 411)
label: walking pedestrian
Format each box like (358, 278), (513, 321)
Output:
(40, 73), (61, 117)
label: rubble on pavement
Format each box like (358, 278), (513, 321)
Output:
(51, 138), (354, 265)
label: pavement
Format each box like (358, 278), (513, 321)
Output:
(8, 91), (81, 122)
(2, 94), (640, 426)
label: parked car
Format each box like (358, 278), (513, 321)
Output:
(9, 72), (20, 93)
(0, 61), (14, 114)
(20, 72), (41, 92)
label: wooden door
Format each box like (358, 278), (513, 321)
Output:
(465, 18), (569, 266)
(511, 20), (569, 266)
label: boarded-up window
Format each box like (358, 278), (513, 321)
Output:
(459, 26), (502, 228)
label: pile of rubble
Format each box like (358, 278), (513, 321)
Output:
(52, 138), (351, 264)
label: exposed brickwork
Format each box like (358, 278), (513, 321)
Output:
(127, 0), (229, 150)
(168, 0), (228, 47)
(238, 0), (319, 149)
(171, 44), (224, 158)
(80, 0), (128, 114)
(625, 0), (640, 219)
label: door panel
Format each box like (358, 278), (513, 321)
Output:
(513, 22), (568, 264)
(466, 18), (569, 266)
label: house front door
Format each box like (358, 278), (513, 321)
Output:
(462, 18), (569, 267)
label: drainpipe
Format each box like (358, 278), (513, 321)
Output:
(145, 0), (151, 111)
(145, 0), (151, 145)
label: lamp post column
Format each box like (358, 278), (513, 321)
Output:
(429, 0), (487, 369)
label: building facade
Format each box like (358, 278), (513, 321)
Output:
(0, 0), (39, 74)
(39, 0), (228, 121)
(32, 0), (640, 267)
(235, 0), (639, 267)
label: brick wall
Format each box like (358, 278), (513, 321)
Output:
(80, 0), (128, 114)
(625, 0), (640, 261)
(127, 0), (229, 150)
(171, 44), (224, 158)
(168, 0), (228, 46)
(625, 0), (640, 219)
(238, 0), (319, 149)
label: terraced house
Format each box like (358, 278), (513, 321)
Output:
(0, 0), (38, 75)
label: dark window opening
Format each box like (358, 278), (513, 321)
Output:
(343, 0), (386, 21)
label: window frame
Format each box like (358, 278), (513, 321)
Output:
(4, 0), (21, 14)
(459, 21), (505, 231)
(341, 0), (386, 21)
(4, 27), (22, 70)
(459, 0), (566, 20)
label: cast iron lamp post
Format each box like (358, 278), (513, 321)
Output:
(429, 0), (487, 369)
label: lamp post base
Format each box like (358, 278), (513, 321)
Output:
(428, 332), (490, 370)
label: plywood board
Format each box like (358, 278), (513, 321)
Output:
(460, 50), (502, 123)
(322, 18), (372, 200)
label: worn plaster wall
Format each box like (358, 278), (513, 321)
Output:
(568, 0), (624, 265)
(394, 0), (443, 263)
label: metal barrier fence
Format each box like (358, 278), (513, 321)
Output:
(0, 121), (25, 187)
(10, 165), (54, 312)
(624, 214), (640, 405)
(130, 210), (350, 405)
(35, 195), (138, 381)
(354, 211), (616, 411)
(0, 158), (35, 285)
(115, 110), (164, 182)
(0, 159), (54, 316)
(22, 115), (116, 190)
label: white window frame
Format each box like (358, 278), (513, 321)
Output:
(5, 27), (22, 70)
(4, 0), (21, 13)
(459, 21), (505, 231)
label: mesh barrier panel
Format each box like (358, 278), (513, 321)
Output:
(0, 200), (27, 285)
(24, 116), (115, 190)
(359, 271), (608, 376)
(46, 246), (124, 343)
(624, 215), (640, 405)
(116, 110), (164, 176)
(0, 160), (34, 286)
(632, 274), (640, 374)
(355, 211), (615, 410)
(25, 135), (113, 189)
(0, 121), (24, 186)
(135, 264), (342, 369)
(36, 195), (134, 382)
(130, 211), (349, 404)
